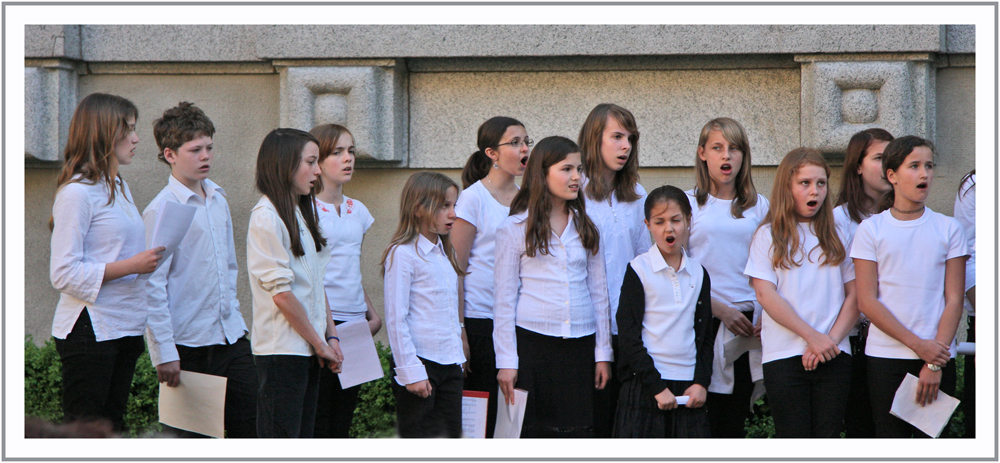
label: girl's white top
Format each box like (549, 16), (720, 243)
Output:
(493, 210), (613, 370)
(630, 246), (703, 381)
(686, 191), (769, 393)
(686, 191), (770, 304)
(744, 223), (855, 363)
(454, 180), (511, 320)
(833, 203), (871, 329)
(247, 196), (330, 357)
(383, 234), (465, 385)
(50, 177), (147, 341)
(316, 196), (374, 322)
(850, 208), (968, 359)
(584, 181), (651, 335)
(954, 174), (976, 315)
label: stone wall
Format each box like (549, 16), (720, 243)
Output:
(23, 25), (976, 344)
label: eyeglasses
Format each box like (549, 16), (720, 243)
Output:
(496, 137), (534, 149)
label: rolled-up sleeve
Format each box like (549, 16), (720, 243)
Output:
(383, 246), (426, 385)
(493, 221), (522, 370)
(247, 209), (294, 296)
(586, 244), (613, 362)
(50, 183), (105, 303)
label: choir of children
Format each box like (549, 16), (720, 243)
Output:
(48, 94), (972, 439)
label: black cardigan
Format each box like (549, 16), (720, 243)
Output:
(615, 262), (717, 398)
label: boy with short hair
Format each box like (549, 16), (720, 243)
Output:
(144, 102), (256, 437)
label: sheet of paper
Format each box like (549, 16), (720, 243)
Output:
(158, 370), (227, 438)
(138, 201), (197, 281)
(889, 373), (960, 438)
(494, 387), (528, 439)
(957, 342), (975, 355)
(335, 319), (384, 389)
(724, 335), (762, 364)
(461, 390), (489, 438)
(675, 395), (689, 406)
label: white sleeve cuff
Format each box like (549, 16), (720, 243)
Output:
(393, 364), (428, 386)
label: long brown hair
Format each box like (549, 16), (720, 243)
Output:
(309, 123), (354, 195)
(760, 148), (845, 270)
(510, 136), (600, 258)
(50, 93), (138, 230)
(877, 136), (936, 213)
(461, 116), (524, 189)
(578, 103), (641, 203)
(835, 128), (894, 223)
(692, 117), (759, 218)
(254, 128), (327, 257)
(380, 172), (467, 277)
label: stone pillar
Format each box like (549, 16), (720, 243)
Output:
(797, 53), (936, 155)
(276, 60), (408, 165)
(24, 60), (82, 162)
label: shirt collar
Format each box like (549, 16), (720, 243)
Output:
(168, 175), (225, 203)
(647, 243), (690, 275)
(416, 233), (444, 256)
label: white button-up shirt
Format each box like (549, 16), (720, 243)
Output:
(247, 196), (330, 357)
(143, 176), (248, 366)
(493, 211), (613, 370)
(50, 177), (147, 341)
(383, 234), (465, 385)
(584, 181), (651, 335)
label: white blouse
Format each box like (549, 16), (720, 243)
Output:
(383, 234), (465, 385)
(454, 180), (511, 320)
(584, 182), (651, 335)
(144, 177), (247, 366)
(493, 210), (613, 370)
(316, 196), (374, 322)
(246, 196), (330, 357)
(50, 177), (147, 341)
(954, 174), (976, 316)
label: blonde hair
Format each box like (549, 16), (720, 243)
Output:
(760, 148), (845, 270)
(693, 117), (759, 218)
(578, 103), (641, 203)
(50, 93), (138, 231)
(380, 172), (467, 276)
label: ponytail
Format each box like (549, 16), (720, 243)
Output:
(461, 150), (492, 189)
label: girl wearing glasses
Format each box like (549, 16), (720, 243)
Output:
(454, 116), (531, 437)
(576, 103), (650, 436)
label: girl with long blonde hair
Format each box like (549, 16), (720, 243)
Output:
(49, 93), (165, 432)
(381, 172), (467, 437)
(745, 148), (856, 437)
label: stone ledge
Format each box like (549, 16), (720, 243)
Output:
(86, 62), (275, 75)
(946, 25), (975, 53)
(408, 54), (798, 73)
(25, 25), (958, 61)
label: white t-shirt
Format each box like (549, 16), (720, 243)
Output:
(585, 182), (650, 335)
(954, 174), (976, 316)
(316, 196), (374, 322)
(745, 223), (855, 363)
(833, 203), (866, 253)
(850, 208), (968, 359)
(454, 180), (511, 320)
(686, 191), (770, 305)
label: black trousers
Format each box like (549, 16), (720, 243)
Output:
(707, 311), (756, 438)
(593, 334), (620, 438)
(390, 356), (464, 438)
(867, 356), (957, 438)
(763, 353), (852, 438)
(314, 367), (361, 438)
(964, 316), (976, 438)
(843, 332), (875, 437)
(164, 336), (257, 438)
(255, 354), (320, 438)
(462, 317), (499, 438)
(54, 309), (144, 433)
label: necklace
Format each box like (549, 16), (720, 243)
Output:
(485, 176), (515, 205)
(891, 205), (925, 214)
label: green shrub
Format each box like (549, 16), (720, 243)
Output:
(744, 396), (775, 438)
(350, 341), (397, 437)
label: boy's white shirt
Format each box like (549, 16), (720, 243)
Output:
(144, 176), (247, 366)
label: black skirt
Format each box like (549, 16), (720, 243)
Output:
(515, 326), (596, 438)
(613, 377), (711, 438)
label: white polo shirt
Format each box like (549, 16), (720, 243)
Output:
(315, 196), (374, 322)
(745, 223), (855, 363)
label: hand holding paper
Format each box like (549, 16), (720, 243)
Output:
(138, 201), (197, 281)
(889, 373), (959, 438)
